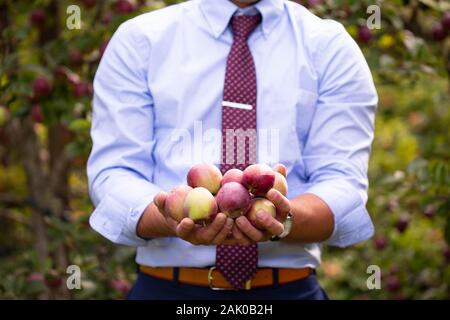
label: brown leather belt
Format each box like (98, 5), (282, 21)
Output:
(139, 265), (313, 290)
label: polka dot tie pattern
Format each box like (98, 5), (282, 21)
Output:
(216, 14), (261, 290)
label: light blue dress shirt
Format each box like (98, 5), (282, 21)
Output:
(88, 0), (378, 268)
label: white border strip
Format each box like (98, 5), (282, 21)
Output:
(222, 100), (253, 110)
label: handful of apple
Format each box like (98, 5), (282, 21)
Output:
(164, 163), (288, 229)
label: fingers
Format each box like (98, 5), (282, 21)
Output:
(255, 211), (284, 236)
(174, 197), (287, 245)
(176, 218), (196, 239)
(231, 224), (254, 245)
(212, 218), (234, 245)
(266, 189), (290, 221)
(154, 191), (168, 214)
(175, 213), (231, 245)
(165, 216), (179, 232)
(273, 163), (287, 177)
(235, 216), (265, 242)
(196, 213), (227, 243)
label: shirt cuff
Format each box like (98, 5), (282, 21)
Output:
(304, 180), (374, 247)
(89, 175), (161, 247)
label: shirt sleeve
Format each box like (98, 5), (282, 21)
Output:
(302, 23), (378, 248)
(87, 20), (161, 247)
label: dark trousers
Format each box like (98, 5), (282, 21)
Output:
(127, 271), (329, 300)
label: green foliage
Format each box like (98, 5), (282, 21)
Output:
(0, 0), (449, 299)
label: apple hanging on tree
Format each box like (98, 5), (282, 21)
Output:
(68, 49), (83, 66)
(115, 0), (135, 14)
(32, 76), (52, 99)
(30, 104), (44, 123)
(29, 9), (45, 28)
(442, 12), (450, 31)
(358, 25), (373, 44)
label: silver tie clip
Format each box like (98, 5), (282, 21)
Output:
(222, 101), (253, 110)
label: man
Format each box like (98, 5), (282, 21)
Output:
(88, 0), (377, 299)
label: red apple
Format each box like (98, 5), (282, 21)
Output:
(221, 168), (244, 186)
(99, 40), (110, 57)
(29, 9), (46, 27)
(373, 235), (388, 251)
(216, 182), (251, 218)
(183, 187), (218, 223)
(442, 12), (450, 31)
(242, 164), (275, 196)
(386, 275), (401, 292)
(32, 76), (52, 98)
(444, 247), (450, 262)
(395, 215), (409, 233)
(164, 185), (192, 222)
(423, 205), (434, 218)
(246, 198), (276, 229)
(54, 65), (67, 79)
(31, 104), (44, 123)
(187, 163), (222, 194)
(111, 279), (130, 295)
(45, 270), (63, 288)
(72, 81), (93, 98)
(115, 0), (135, 14)
(102, 12), (113, 25)
(68, 49), (83, 66)
(432, 23), (446, 41)
(358, 25), (373, 44)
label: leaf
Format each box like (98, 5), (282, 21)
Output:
(69, 118), (91, 132)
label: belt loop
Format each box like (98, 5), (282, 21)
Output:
(272, 268), (279, 289)
(173, 267), (180, 286)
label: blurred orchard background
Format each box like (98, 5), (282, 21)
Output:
(0, 0), (449, 299)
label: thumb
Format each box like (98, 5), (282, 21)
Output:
(176, 218), (195, 238)
(154, 191), (168, 213)
(273, 163), (287, 177)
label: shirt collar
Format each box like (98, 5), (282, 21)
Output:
(199, 0), (285, 39)
(235, 6), (260, 16)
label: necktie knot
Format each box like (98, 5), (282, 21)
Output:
(231, 14), (262, 40)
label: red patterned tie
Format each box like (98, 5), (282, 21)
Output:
(216, 14), (261, 289)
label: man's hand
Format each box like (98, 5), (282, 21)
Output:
(234, 188), (291, 242)
(234, 163), (291, 242)
(153, 191), (242, 246)
(137, 188), (261, 246)
(137, 163), (292, 245)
